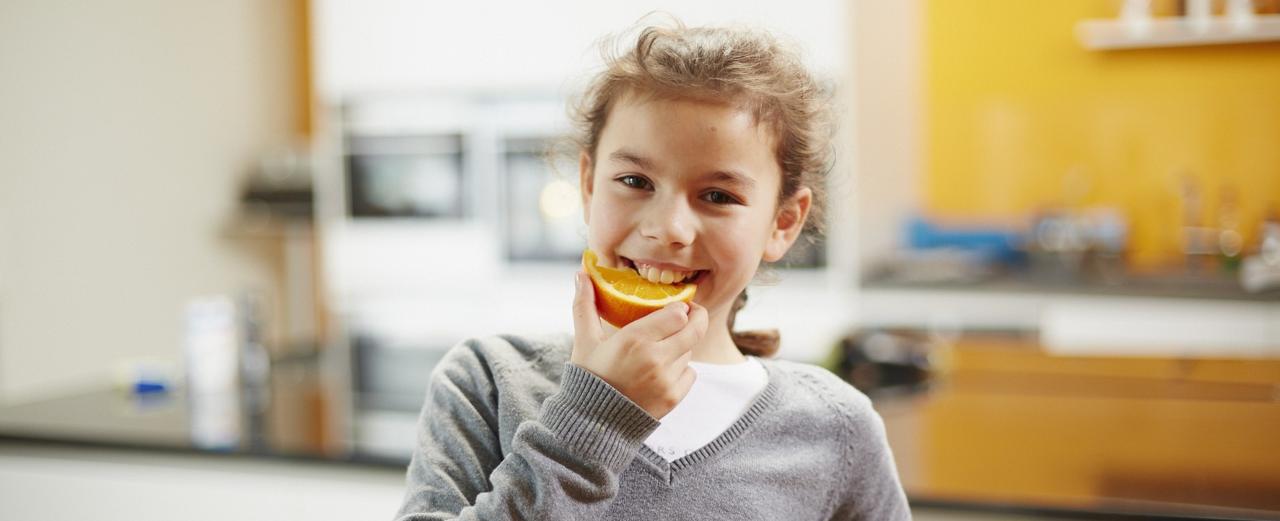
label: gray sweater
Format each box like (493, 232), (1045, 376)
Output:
(394, 333), (911, 520)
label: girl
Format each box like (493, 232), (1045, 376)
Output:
(395, 22), (910, 520)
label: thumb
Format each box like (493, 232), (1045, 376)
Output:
(572, 270), (603, 351)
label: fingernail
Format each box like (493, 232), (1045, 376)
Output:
(574, 272), (581, 290)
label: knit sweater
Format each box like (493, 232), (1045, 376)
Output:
(394, 333), (911, 520)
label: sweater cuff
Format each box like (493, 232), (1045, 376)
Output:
(539, 363), (660, 470)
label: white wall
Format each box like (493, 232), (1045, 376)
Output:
(0, 1), (302, 403)
(313, 0), (848, 97)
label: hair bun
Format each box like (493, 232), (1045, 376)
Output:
(731, 329), (781, 358)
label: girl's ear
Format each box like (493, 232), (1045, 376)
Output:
(579, 150), (593, 224)
(763, 187), (812, 262)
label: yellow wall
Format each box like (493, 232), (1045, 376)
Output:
(923, 1), (1280, 268)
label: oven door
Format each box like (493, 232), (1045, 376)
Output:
(344, 134), (465, 219)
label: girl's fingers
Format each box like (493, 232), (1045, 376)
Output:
(670, 349), (693, 373)
(621, 301), (689, 343)
(571, 270), (603, 351)
(658, 301), (707, 362)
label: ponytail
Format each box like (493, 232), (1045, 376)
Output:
(727, 289), (780, 357)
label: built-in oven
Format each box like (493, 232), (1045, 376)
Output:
(319, 95), (577, 459)
(344, 134), (466, 219)
(501, 137), (584, 261)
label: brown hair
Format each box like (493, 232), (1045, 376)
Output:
(570, 20), (834, 357)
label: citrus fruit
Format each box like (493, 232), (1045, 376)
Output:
(582, 249), (697, 328)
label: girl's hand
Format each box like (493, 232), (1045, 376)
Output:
(570, 270), (706, 419)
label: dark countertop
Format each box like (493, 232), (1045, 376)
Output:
(0, 352), (408, 469)
(4, 341), (1279, 520)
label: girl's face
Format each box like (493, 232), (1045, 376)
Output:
(579, 94), (811, 329)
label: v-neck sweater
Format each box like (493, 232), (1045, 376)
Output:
(394, 333), (910, 520)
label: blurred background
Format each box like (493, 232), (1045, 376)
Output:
(1, 0), (1278, 519)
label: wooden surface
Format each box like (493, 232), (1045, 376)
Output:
(878, 335), (1280, 517)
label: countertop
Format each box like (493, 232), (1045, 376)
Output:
(0, 352), (402, 469)
(4, 339), (1280, 520)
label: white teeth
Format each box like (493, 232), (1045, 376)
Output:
(631, 262), (697, 284)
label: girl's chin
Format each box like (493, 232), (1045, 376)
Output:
(691, 292), (728, 318)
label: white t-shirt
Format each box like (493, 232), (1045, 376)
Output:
(642, 356), (769, 462)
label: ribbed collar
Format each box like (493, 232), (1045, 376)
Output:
(633, 359), (782, 483)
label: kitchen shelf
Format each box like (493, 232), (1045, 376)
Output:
(1077, 14), (1280, 50)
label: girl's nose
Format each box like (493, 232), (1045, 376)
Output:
(639, 196), (696, 248)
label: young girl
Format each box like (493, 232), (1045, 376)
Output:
(395, 22), (910, 520)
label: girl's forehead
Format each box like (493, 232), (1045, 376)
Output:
(596, 103), (783, 194)
(611, 89), (769, 128)
(602, 95), (779, 155)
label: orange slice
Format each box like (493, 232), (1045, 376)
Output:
(582, 249), (697, 328)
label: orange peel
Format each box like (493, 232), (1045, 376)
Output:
(582, 249), (697, 328)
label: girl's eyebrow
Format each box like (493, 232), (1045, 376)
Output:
(706, 170), (756, 191)
(608, 148), (655, 171)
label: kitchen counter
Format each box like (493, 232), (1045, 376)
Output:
(863, 266), (1279, 302)
(4, 340), (1279, 519)
(859, 270), (1280, 359)
(0, 352), (401, 469)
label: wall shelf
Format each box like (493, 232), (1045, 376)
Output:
(1077, 14), (1280, 50)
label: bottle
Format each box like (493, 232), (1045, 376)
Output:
(1216, 184), (1244, 272)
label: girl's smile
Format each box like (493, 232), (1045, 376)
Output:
(578, 93), (810, 362)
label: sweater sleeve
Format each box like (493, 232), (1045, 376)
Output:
(394, 340), (660, 521)
(830, 391), (912, 521)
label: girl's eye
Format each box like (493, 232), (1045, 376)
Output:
(617, 175), (652, 190)
(701, 190), (742, 205)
